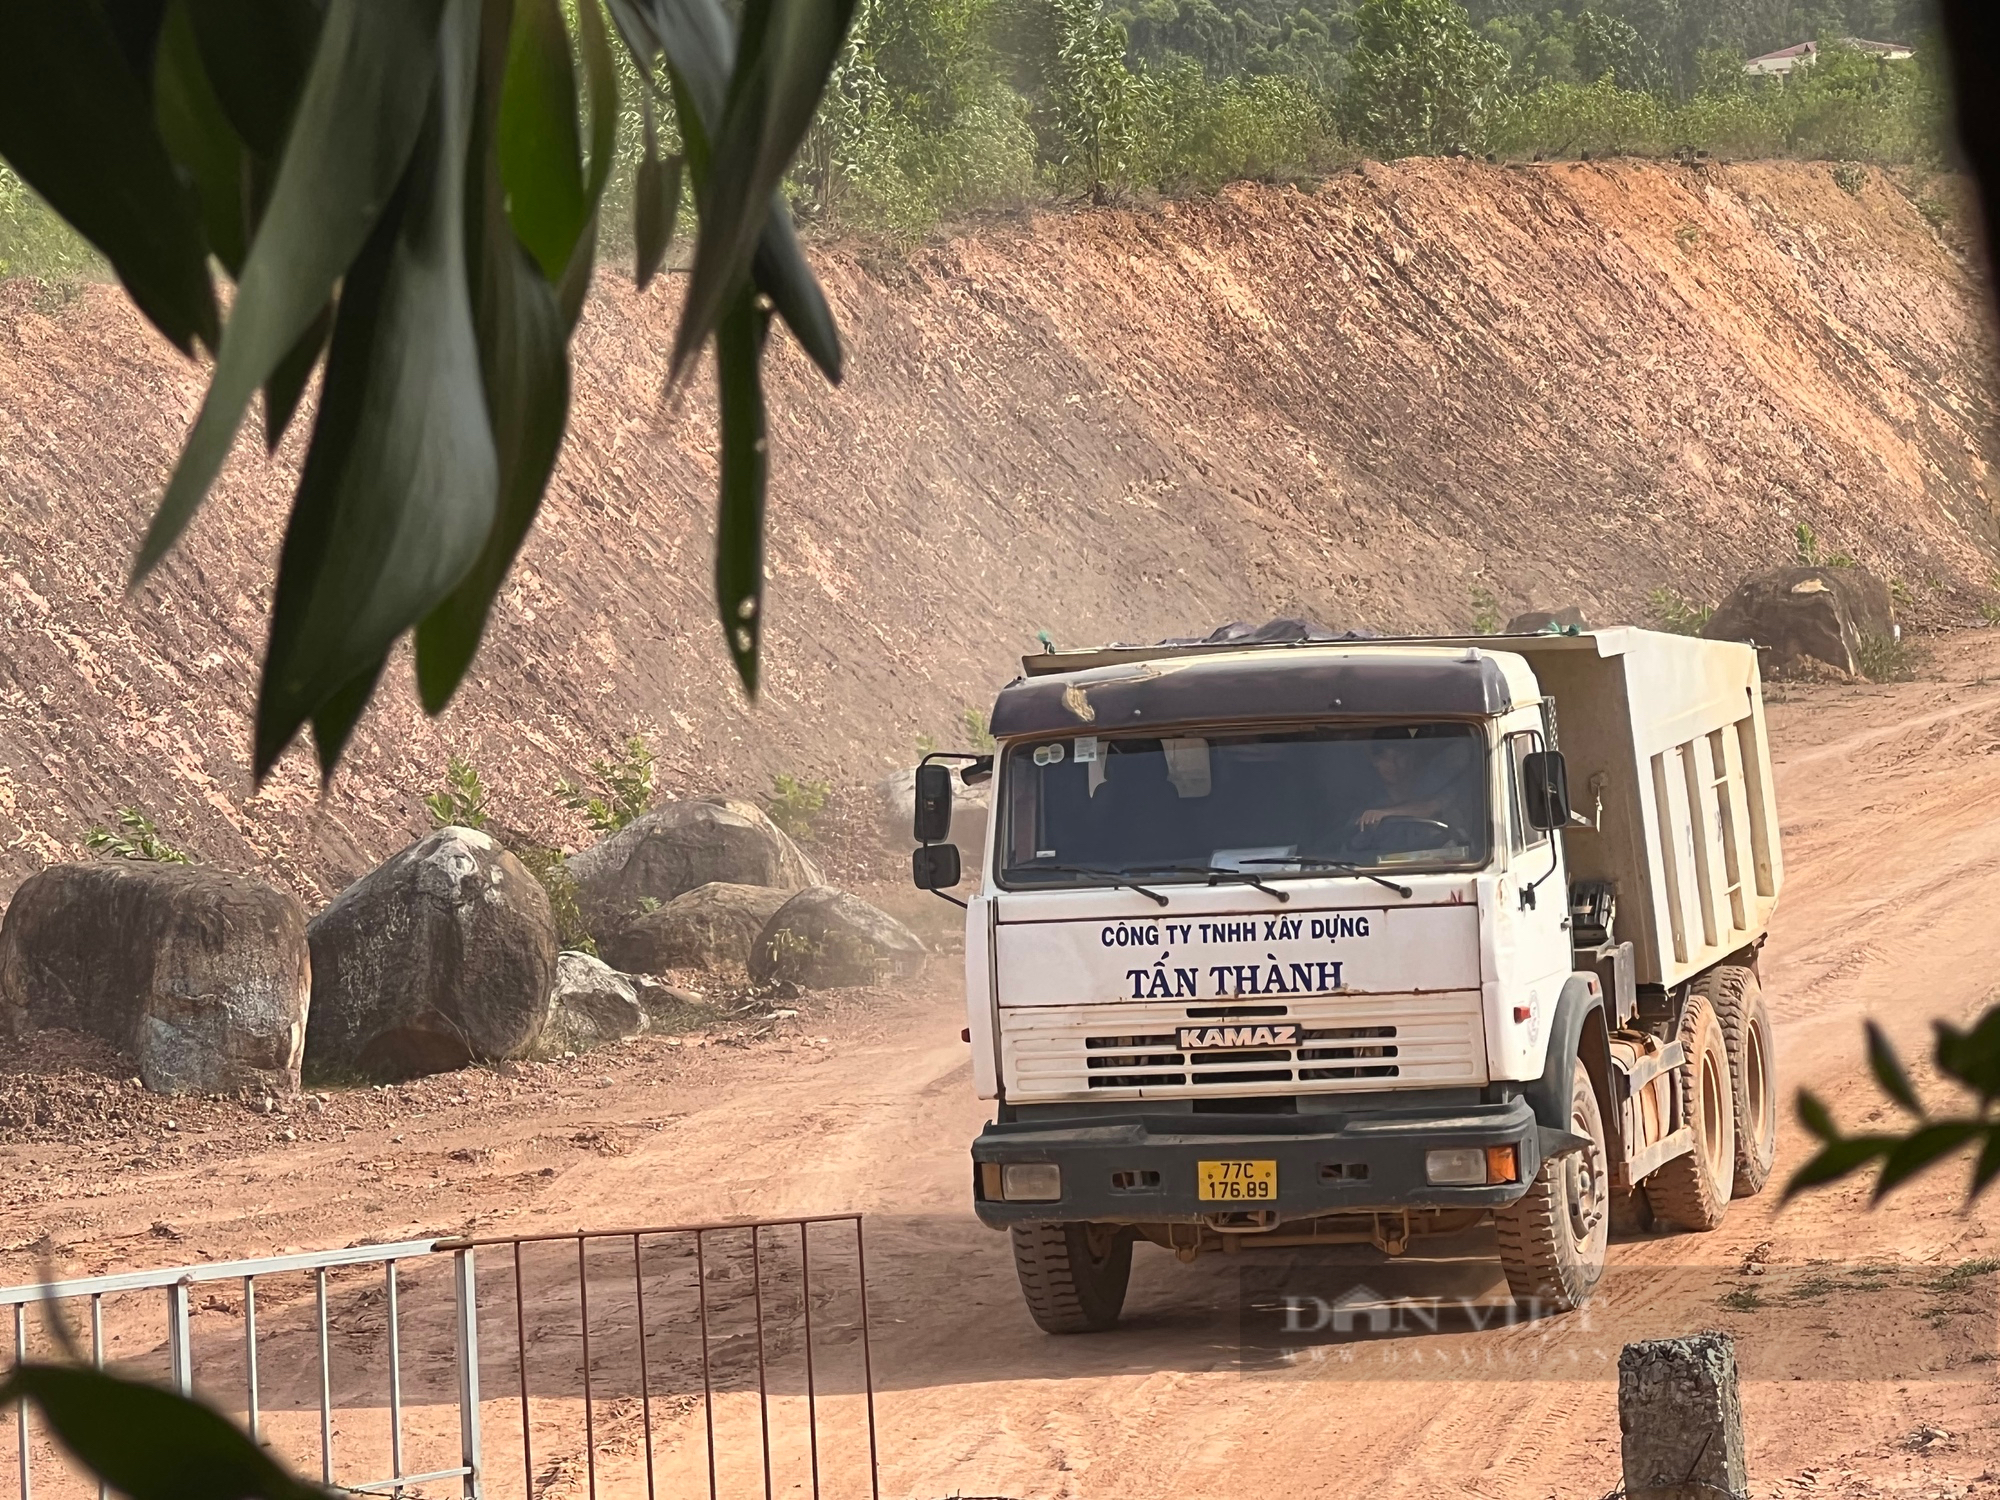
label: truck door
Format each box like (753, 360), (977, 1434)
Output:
(1482, 713), (1576, 1079)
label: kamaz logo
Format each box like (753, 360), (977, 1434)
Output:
(1176, 1023), (1299, 1050)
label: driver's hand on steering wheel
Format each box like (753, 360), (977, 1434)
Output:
(1356, 806), (1404, 829)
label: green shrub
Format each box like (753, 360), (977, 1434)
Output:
(85, 808), (191, 864)
(1855, 631), (1921, 683)
(960, 708), (997, 750)
(1647, 587), (1711, 635)
(557, 736), (656, 835)
(1138, 64), (1340, 191)
(1469, 586), (1500, 635)
(767, 773), (831, 841)
(504, 838), (598, 956)
(424, 755), (491, 831)
(1487, 75), (1670, 158)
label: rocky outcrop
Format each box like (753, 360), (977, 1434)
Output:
(599, 881), (793, 973)
(567, 799), (821, 934)
(539, 951), (647, 1053)
(1702, 566), (1896, 676)
(0, 861), (309, 1094)
(875, 767), (990, 868)
(303, 827), (557, 1082)
(750, 886), (928, 989)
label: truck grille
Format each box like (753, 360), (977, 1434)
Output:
(1004, 993), (1487, 1101)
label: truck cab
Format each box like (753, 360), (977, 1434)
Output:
(913, 631), (1782, 1332)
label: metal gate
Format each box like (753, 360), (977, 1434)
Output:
(2, 1214), (878, 1500)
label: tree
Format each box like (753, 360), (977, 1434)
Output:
(0, 0), (857, 783)
(1047, 0), (1152, 197)
(1575, 9), (1657, 90)
(1341, 0), (1510, 154)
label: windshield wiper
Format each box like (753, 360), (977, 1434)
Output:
(1236, 857), (1414, 900)
(1010, 864), (1169, 906)
(1124, 864), (1291, 903)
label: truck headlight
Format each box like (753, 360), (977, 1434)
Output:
(1001, 1163), (1063, 1201)
(1424, 1148), (1488, 1186)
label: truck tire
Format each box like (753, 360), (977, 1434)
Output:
(1647, 992), (1735, 1231)
(1494, 1059), (1609, 1313)
(1697, 965), (1778, 1197)
(1009, 1222), (1133, 1333)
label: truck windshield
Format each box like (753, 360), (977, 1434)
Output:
(999, 723), (1489, 886)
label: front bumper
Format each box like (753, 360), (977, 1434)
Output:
(971, 1098), (1557, 1227)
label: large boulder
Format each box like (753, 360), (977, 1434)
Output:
(1702, 566), (1896, 676)
(599, 881), (792, 973)
(875, 767), (990, 868)
(0, 861), (309, 1095)
(304, 827), (557, 1082)
(749, 887), (928, 990)
(568, 798), (821, 936)
(538, 952), (646, 1054)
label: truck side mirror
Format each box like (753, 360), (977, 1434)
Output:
(912, 842), (962, 890)
(1522, 750), (1571, 831)
(914, 762), (954, 843)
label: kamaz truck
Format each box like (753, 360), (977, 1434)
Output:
(910, 628), (1782, 1332)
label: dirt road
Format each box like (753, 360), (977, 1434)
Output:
(8, 634), (2000, 1498)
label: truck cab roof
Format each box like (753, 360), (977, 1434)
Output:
(991, 640), (1543, 740)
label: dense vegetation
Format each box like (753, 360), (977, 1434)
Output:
(0, 0), (1954, 273)
(784, 0), (1953, 234)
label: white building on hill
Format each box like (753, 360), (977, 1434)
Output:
(1743, 37), (1914, 76)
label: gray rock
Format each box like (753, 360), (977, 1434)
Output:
(1702, 565), (1895, 676)
(749, 886), (928, 990)
(1618, 1333), (1747, 1500)
(876, 766), (990, 868)
(599, 881), (793, 973)
(304, 827), (557, 1082)
(1506, 607), (1589, 634)
(0, 861), (309, 1095)
(539, 952), (646, 1054)
(568, 799), (822, 935)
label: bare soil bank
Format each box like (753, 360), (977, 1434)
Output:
(0, 158), (1995, 903)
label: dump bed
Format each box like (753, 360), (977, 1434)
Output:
(1021, 627), (1781, 988)
(1481, 627), (1781, 987)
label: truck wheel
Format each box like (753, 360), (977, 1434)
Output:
(1010, 1222), (1133, 1333)
(1647, 992), (1735, 1231)
(1494, 1059), (1609, 1313)
(1697, 965), (1778, 1197)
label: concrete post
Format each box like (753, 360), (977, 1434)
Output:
(1618, 1333), (1747, 1500)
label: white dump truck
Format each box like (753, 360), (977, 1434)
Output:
(910, 628), (1782, 1332)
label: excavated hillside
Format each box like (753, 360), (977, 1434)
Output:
(0, 157), (1995, 905)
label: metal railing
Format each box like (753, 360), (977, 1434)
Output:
(2, 1215), (877, 1500)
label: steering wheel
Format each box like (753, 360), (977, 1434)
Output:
(1347, 815), (1460, 854)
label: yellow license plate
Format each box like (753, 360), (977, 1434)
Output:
(1198, 1159), (1277, 1202)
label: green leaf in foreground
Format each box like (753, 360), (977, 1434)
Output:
(257, 0), (497, 777)
(635, 90), (681, 290)
(669, 0), (858, 390)
(0, 1363), (327, 1500)
(0, 0), (217, 353)
(714, 285), (771, 693)
(415, 0), (576, 715)
(135, 0), (448, 583)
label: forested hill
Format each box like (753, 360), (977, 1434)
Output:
(0, 158), (1993, 906)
